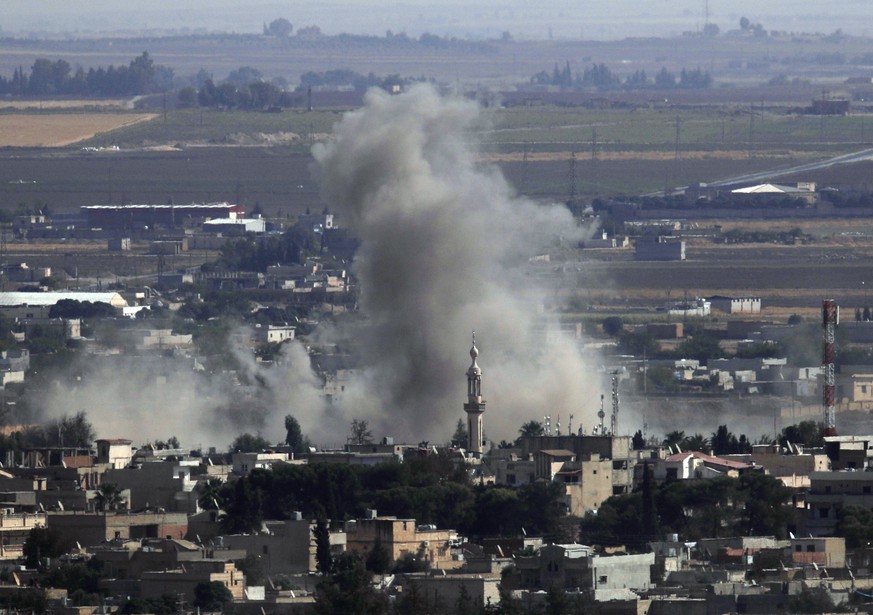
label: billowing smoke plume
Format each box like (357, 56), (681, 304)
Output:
(311, 84), (600, 442)
(30, 331), (326, 449)
(32, 85), (601, 448)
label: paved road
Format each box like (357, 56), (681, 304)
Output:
(644, 147), (873, 196)
(707, 147), (873, 188)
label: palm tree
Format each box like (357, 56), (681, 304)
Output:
(682, 434), (710, 453)
(198, 478), (225, 511)
(94, 483), (123, 514)
(518, 420), (545, 438)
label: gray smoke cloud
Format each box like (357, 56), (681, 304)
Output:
(311, 84), (601, 443)
(29, 330), (326, 449)
(31, 85), (603, 449)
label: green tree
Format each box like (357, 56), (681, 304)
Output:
(177, 86), (198, 108)
(230, 432), (270, 452)
(192, 581), (233, 611)
(93, 483), (124, 514)
(349, 419), (374, 445)
(23, 526), (65, 570)
(52, 411), (95, 448)
(518, 420), (545, 438)
(222, 476), (263, 533)
(676, 333), (723, 364)
(452, 418), (468, 446)
(618, 330), (659, 356)
(640, 461), (659, 542)
(284, 414), (308, 456)
(780, 421), (823, 449)
(739, 473), (794, 538)
(314, 516), (333, 575)
(663, 430), (686, 449)
(266, 17), (293, 37)
(632, 430), (646, 450)
(365, 537), (391, 574)
(682, 434), (709, 452)
(837, 505), (873, 548)
(314, 553), (389, 615)
(197, 478), (225, 511)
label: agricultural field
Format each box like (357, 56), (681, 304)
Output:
(2, 101), (871, 211)
(0, 113), (155, 147)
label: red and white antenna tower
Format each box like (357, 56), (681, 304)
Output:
(822, 299), (839, 437)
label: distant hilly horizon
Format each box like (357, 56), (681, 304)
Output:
(2, 0), (873, 41)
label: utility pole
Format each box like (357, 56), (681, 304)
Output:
(567, 151), (577, 204)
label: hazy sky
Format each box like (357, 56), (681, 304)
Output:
(3, 1), (873, 40)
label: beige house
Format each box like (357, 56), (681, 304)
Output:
(344, 515), (460, 569)
(140, 560), (245, 601)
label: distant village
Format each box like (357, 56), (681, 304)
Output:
(0, 200), (866, 614)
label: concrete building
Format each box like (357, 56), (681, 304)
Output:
(805, 470), (873, 535)
(231, 452), (289, 475)
(344, 515), (460, 569)
(124, 329), (194, 351)
(653, 451), (759, 482)
(95, 439), (133, 470)
(220, 519), (346, 575)
(202, 217), (266, 234)
(731, 444), (829, 489)
(47, 511), (188, 549)
(666, 297), (710, 317)
(92, 537), (246, 580)
(514, 544), (654, 591)
(533, 449), (614, 516)
(82, 203), (243, 229)
(823, 435), (873, 470)
(400, 574), (501, 611)
(516, 435), (635, 496)
(730, 183), (817, 204)
(103, 460), (199, 512)
(0, 511), (47, 560)
(0, 292), (127, 319)
(139, 560), (245, 602)
(252, 324), (295, 344)
(709, 295), (762, 315)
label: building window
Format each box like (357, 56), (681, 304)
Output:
(507, 474), (516, 485)
(864, 486), (871, 495)
(598, 575), (608, 585)
(795, 545), (802, 552)
(819, 508), (830, 519)
(807, 545), (815, 552)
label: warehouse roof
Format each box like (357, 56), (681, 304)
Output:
(0, 292), (127, 308)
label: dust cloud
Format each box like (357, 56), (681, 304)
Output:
(311, 84), (600, 444)
(34, 85), (601, 449)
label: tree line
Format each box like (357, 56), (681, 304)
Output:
(531, 62), (712, 91)
(216, 456), (570, 541)
(0, 53), (173, 97)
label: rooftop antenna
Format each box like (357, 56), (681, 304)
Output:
(611, 371), (620, 436)
(598, 395), (606, 434)
(822, 299), (839, 436)
(568, 414), (574, 436)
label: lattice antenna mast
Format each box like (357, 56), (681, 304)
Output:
(822, 299), (839, 436)
(598, 395), (605, 434)
(611, 372), (620, 436)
